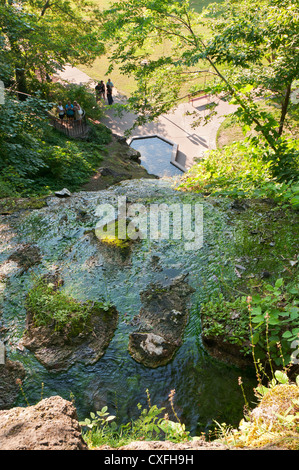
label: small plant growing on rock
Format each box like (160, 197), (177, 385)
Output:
(25, 275), (114, 337)
(79, 407), (116, 430)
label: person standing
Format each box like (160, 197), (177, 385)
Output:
(95, 81), (105, 101)
(57, 101), (65, 120)
(106, 79), (114, 91)
(73, 101), (83, 120)
(106, 82), (113, 105)
(65, 101), (75, 119)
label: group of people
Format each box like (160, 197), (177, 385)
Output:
(56, 100), (84, 121)
(95, 78), (114, 105)
(55, 78), (115, 122)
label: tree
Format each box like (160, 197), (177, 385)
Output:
(0, 0), (104, 97)
(0, 94), (53, 191)
(99, 0), (299, 180)
(202, 0), (299, 138)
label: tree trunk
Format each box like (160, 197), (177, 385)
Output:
(278, 84), (292, 137)
(15, 68), (28, 101)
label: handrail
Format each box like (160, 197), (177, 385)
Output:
(48, 112), (89, 138)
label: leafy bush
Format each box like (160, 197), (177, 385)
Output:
(248, 277), (299, 367)
(0, 95), (108, 196)
(80, 390), (190, 448)
(179, 140), (299, 208)
(201, 275), (299, 367)
(49, 83), (103, 120)
(0, 95), (53, 192)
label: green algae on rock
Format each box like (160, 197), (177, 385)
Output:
(22, 274), (118, 372)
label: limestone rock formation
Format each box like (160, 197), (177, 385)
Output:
(0, 396), (87, 450)
(22, 303), (118, 372)
(21, 273), (119, 372)
(128, 275), (195, 368)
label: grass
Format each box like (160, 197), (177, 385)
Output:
(216, 115), (246, 148)
(80, 0), (223, 99)
(26, 277), (94, 334)
(25, 276), (113, 337)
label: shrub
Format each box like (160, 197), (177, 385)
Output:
(49, 82), (103, 120)
(201, 275), (299, 367)
(178, 140), (299, 209)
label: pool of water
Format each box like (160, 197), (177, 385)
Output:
(130, 136), (183, 178)
(1, 180), (256, 436)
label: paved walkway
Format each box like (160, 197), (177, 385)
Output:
(54, 65), (237, 170)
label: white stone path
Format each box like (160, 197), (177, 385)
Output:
(54, 65), (237, 170)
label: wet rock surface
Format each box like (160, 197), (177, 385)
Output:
(8, 244), (41, 272)
(0, 359), (26, 410)
(129, 276), (195, 367)
(22, 301), (118, 372)
(201, 334), (253, 369)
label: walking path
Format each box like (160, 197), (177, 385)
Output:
(54, 65), (237, 170)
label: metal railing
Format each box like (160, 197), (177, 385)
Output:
(49, 112), (89, 138)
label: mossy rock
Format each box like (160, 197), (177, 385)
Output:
(8, 245), (42, 272)
(22, 274), (118, 372)
(0, 197), (47, 215)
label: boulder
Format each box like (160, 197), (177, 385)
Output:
(128, 275), (195, 368)
(0, 396), (87, 450)
(0, 359), (26, 410)
(55, 188), (71, 198)
(22, 303), (118, 372)
(21, 273), (119, 372)
(124, 147), (141, 162)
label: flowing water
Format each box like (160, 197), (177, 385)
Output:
(0, 179), (256, 435)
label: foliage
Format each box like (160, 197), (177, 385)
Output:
(0, 94), (109, 196)
(0, 1), (110, 198)
(200, 293), (249, 346)
(25, 277), (109, 335)
(48, 83), (104, 121)
(217, 372), (299, 449)
(99, 0), (299, 180)
(81, 374), (299, 449)
(80, 389), (190, 448)
(178, 140), (299, 208)
(0, 0), (104, 95)
(0, 95), (53, 192)
(201, 275), (299, 367)
(248, 277), (299, 367)
(80, 407), (116, 430)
